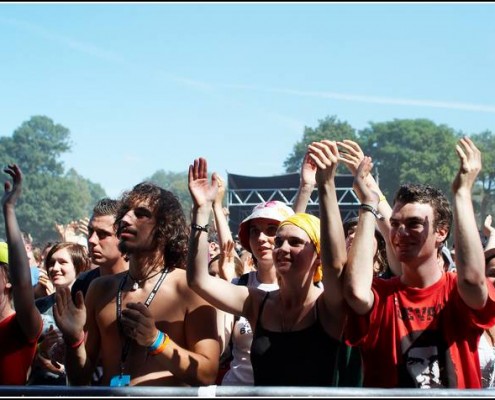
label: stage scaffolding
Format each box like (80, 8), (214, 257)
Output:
(226, 172), (360, 236)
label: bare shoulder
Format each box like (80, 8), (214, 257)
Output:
(86, 271), (126, 302)
(167, 267), (215, 307)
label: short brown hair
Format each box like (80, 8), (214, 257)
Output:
(393, 183), (452, 242)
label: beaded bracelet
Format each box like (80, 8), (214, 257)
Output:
(147, 330), (164, 353)
(149, 333), (170, 356)
(191, 223), (209, 233)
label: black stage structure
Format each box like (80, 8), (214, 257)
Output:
(227, 172), (360, 237)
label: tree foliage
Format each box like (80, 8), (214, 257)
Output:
(360, 119), (460, 200)
(0, 116), (106, 244)
(284, 115), (358, 173)
(146, 170), (192, 222)
(470, 130), (495, 219)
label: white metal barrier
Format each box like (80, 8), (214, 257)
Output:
(0, 385), (494, 397)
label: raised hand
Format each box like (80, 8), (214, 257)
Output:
(2, 164), (22, 209)
(53, 287), (86, 344)
(483, 215), (495, 238)
(213, 174), (226, 208)
(338, 139), (365, 176)
(38, 269), (55, 296)
(188, 158), (219, 209)
(77, 217), (90, 237)
(355, 157), (380, 207)
(452, 137), (482, 194)
(300, 151), (317, 187)
(308, 140), (339, 185)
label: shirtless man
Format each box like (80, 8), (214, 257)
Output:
(54, 182), (220, 386)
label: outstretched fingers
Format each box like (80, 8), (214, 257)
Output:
(308, 140), (339, 169)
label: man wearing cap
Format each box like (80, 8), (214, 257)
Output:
(0, 164), (43, 384)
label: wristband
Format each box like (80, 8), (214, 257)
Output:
(359, 204), (385, 221)
(191, 223), (209, 233)
(70, 332), (86, 349)
(147, 330), (164, 352)
(378, 195), (387, 203)
(149, 333), (170, 355)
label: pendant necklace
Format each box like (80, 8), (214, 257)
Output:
(128, 268), (165, 291)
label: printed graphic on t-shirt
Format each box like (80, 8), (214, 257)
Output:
(398, 330), (456, 388)
(398, 305), (442, 322)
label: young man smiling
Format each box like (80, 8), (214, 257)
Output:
(344, 137), (495, 388)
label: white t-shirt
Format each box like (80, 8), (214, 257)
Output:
(221, 271), (278, 386)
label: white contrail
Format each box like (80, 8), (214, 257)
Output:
(0, 17), (125, 63)
(219, 84), (495, 114)
(4, 16), (494, 114)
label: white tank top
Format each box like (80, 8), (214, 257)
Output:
(221, 271), (278, 385)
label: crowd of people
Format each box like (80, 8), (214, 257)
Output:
(0, 137), (494, 390)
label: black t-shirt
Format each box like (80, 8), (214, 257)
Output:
(71, 268), (101, 302)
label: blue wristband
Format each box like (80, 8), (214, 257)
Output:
(147, 330), (164, 352)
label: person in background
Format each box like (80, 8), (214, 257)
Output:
(479, 214), (495, 388)
(0, 164), (43, 384)
(71, 198), (129, 301)
(33, 241), (56, 299)
(28, 242), (91, 385)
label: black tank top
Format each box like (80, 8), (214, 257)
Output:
(250, 292), (341, 386)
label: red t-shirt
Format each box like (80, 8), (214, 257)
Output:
(0, 313), (39, 385)
(345, 272), (495, 388)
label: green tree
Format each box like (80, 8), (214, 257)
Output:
(359, 119), (460, 200)
(0, 116), (107, 244)
(284, 115), (358, 173)
(146, 170), (192, 221)
(470, 130), (495, 220)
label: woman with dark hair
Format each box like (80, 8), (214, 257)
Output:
(343, 217), (392, 278)
(28, 242), (91, 385)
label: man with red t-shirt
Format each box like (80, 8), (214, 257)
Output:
(343, 137), (495, 388)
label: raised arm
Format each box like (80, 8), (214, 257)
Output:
(343, 157), (379, 315)
(187, 158), (252, 316)
(2, 164), (42, 341)
(452, 137), (489, 310)
(293, 150), (317, 213)
(483, 215), (495, 251)
(212, 174), (240, 281)
(338, 139), (401, 276)
(308, 140), (347, 319)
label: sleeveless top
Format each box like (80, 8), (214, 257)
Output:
(0, 313), (38, 384)
(222, 271), (279, 385)
(250, 292), (341, 386)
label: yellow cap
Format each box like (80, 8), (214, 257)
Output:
(0, 242), (8, 264)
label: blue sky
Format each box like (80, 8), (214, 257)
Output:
(1, 3), (494, 198)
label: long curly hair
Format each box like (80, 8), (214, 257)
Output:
(115, 182), (188, 269)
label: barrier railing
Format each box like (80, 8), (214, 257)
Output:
(0, 385), (494, 397)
